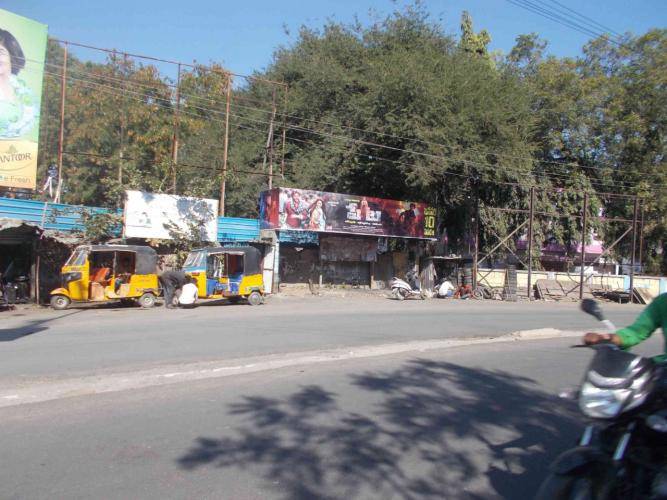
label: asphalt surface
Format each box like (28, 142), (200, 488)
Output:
(0, 294), (643, 381)
(0, 335), (662, 500)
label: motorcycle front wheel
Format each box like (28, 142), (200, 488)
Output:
(536, 472), (610, 500)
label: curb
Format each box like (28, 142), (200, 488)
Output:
(0, 328), (582, 408)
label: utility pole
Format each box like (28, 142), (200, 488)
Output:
(119, 53), (128, 185)
(629, 196), (639, 303)
(219, 72), (232, 216)
(263, 88), (277, 190)
(56, 43), (68, 203)
(579, 192), (589, 300)
(280, 86), (288, 178)
(171, 63), (182, 193)
(638, 200), (645, 273)
(526, 186), (535, 300)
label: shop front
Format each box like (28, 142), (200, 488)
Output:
(259, 187), (436, 290)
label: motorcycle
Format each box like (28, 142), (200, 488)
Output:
(391, 270), (426, 301)
(1, 261), (30, 305)
(0, 273), (12, 311)
(3, 275), (30, 304)
(536, 299), (667, 500)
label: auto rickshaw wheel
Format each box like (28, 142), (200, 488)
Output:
(50, 294), (71, 310)
(247, 291), (263, 306)
(138, 292), (156, 308)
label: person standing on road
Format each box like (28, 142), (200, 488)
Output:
(159, 270), (188, 309)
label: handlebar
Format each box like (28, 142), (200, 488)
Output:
(570, 341), (618, 349)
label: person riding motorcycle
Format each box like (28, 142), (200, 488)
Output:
(583, 292), (667, 364)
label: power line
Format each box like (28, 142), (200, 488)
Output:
(45, 71), (665, 194)
(543, 0), (623, 38)
(40, 57), (665, 195)
(39, 56), (663, 183)
(505, 0), (624, 46)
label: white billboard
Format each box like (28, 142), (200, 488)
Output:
(124, 190), (219, 241)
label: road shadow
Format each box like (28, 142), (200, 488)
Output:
(177, 358), (579, 499)
(0, 310), (84, 341)
(195, 298), (236, 307)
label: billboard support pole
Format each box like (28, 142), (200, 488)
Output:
(171, 62), (182, 193)
(56, 43), (68, 203)
(219, 73), (232, 216)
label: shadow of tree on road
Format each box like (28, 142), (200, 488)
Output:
(177, 359), (579, 499)
(0, 310), (84, 341)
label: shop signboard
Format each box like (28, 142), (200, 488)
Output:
(0, 9), (48, 190)
(259, 187), (435, 239)
(124, 190), (218, 241)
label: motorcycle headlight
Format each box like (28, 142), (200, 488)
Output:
(579, 381), (629, 418)
(579, 370), (651, 419)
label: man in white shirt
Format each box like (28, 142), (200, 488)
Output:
(178, 277), (199, 308)
(437, 279), (455, 298)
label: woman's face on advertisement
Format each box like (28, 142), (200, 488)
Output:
(0, 44), (11, 78)
(316, 200), (322, 208)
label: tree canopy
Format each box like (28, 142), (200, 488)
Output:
(31, 5), (667, 272)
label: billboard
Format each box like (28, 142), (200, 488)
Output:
(259, 187), (436, 239)
(124, 190), (219, 241)
(0, 9), (48, 190)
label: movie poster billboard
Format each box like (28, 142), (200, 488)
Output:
(0, 9), (48, 190)
(259, 188), (436, 239)
(124, 190), (219, 241)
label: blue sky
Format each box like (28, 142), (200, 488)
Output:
(4, 0), (666, 78)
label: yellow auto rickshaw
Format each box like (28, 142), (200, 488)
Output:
(50, 244), (160, 310)
(183, 246), (264, 305)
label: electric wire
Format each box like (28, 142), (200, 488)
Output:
(505, 0), (624, 46)
(43, 71), (664, 194)
(35, 57), (661, 180)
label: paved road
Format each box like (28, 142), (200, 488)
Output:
(0, 295), (643, 380)
(0, 335), (661, 500)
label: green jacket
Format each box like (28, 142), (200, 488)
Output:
(617, 292), (667, 364)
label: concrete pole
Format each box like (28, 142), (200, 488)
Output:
(579, 193), (588, 300)
(56, 43), (68, 203)
(629, 196), (639, 303)
(527, 186), (535, 300)
(171, 63), (182, 193)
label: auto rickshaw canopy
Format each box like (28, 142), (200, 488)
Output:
(187, 246), (262, 275)
(72, 245), (158, 275)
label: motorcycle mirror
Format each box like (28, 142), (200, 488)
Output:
(558, 387), (579, 400)
(581, 298), (605, 322)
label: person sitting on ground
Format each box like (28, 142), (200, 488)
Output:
(178, 276), (199, 309)
(454, 284), (473, 299)
(159, 270), (188, 309)
(437, 279), (455, 298)
(583, 292), (667, 364)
